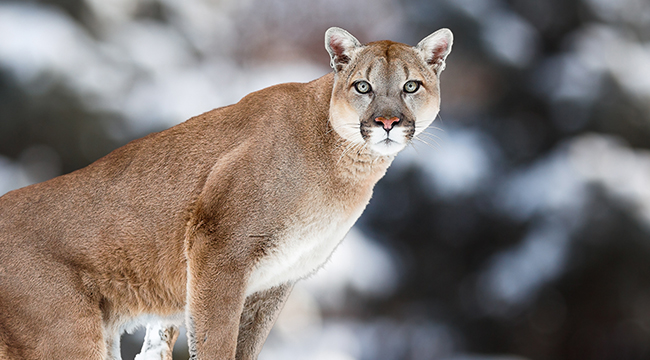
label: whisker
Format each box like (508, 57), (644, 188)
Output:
(415, 115), (446, 133)
(408, 141), (423, 156)
(326, 123), (361, 136)
(355, 142), (367, 156)
(427, 125), (445, 132)
(413, 137), (440, 151)
(434, 113), (447, 128)
(333, 138), (356, 152)
(416, 132), (443, 142)
(415, 124), (444, 133)
(337, 141), (360, 165)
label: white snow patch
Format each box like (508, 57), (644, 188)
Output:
(478, 221), (570, 312)
(396, 127), (498, 198)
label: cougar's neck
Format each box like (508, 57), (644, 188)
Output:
(328, 128), (394, 184)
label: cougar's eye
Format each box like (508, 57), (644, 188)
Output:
(354, 80), (372, 94)
(403, 80), (420, 93)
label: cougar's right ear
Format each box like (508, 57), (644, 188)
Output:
(416, 28), (453, 75)
(325, 27), (362, 72)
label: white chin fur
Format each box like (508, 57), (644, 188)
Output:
(368, 127), (407, 156)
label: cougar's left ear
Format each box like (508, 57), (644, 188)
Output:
(325, 27), (362, 72)
(416, 28), (453, 74)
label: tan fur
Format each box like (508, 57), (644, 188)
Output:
(0, 27), (452, 359)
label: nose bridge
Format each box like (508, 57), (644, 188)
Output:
(374, 94), (403, 119)
(369, 56), (407, 119)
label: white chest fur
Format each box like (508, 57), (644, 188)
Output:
(246, 206), (364, 296)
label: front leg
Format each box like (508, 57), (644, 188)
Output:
(236, 283), (294, 360)
(185, 231), (252, 360)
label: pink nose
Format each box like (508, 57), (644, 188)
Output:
(375, 116), (400, 131)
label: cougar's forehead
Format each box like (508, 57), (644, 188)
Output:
(348, 41), (436, 85)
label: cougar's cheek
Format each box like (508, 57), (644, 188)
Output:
(330, 100), (365, 144)
(413, 101), (440, 136)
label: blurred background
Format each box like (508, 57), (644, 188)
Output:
(1, 0), (650, 359)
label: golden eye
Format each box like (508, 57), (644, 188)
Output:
(403, 80), (420, 93)
(354, 80), (372, 94)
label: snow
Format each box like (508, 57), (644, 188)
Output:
(395, 127), (499, 199)
(481, 10), (539, 67)
(133, 322), (171, 360)
(481, 133), (650, 312)
(446, 0), (539, 67)
(0, 1), (329, 135)
(478, 220), (571, 313)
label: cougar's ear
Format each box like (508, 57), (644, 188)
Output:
(325, 27), (362, 72)
(416, 28), (453, 74)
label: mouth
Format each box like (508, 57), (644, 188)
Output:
(368, 133), (407, 156)
(379, 138), (397, 145)
(359, 119), (413, 156)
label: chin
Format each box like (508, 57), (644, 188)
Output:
(370, 139), (407, 157)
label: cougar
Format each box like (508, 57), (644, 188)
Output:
(0, 27), (453, 359)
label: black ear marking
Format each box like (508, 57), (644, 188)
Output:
(325, 27), (362, 72)
(416, 28), (454, 74)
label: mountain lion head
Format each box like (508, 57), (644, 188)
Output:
(326, 27), (453, 157)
